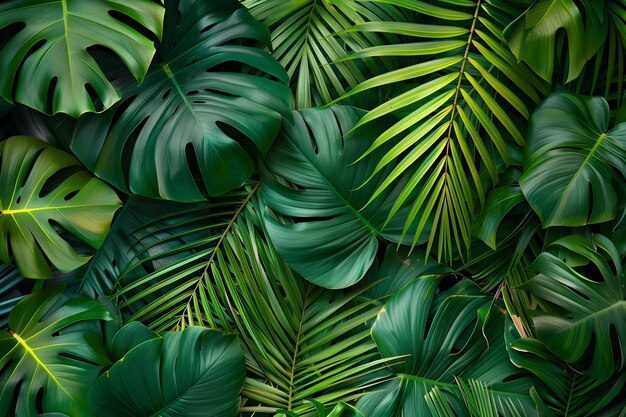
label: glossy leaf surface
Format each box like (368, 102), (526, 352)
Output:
(520, 92), (626, 227)
(88, 325), (245, 417)
(0, 136), (122, 278)
(67, 0), (291, 200)
(262, 106), (422, 289)
(0, 287), (110, 417)
(0, 0), (164, 116)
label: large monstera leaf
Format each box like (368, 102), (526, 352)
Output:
(357, 276), (536, 417)
(0, 287), (111, 417)
(520, 92), (626, 227)
(0, 136), (122, 279)
(88, 324), (245, 417)
(0, 0), (164, 117)
(66, 0), (291, 201)
(261, 106), (423, 289)
(524, 234), (626, 380)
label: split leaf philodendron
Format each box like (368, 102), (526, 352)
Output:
(0, 0), (625, 416)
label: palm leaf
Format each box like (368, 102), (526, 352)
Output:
(243, 0), (405, 108)
(333, 0), (549, 262)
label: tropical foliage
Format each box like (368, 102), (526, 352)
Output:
(0, 0), (624, 416)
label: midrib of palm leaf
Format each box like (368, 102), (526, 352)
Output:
(334, 0), (547, 264)
(172, 182), (260, 331)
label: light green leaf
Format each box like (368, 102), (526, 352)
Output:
(0, 287), (111, 417)
(0, 136), (122, 279)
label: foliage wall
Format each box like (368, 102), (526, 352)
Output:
(0, 0), (625, 416)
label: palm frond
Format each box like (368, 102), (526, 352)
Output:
(243, 0), (406, 108)
(333, 0), (549, 263)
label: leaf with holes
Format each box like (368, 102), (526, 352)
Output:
(0, 0), (164, 117)
(65, 0), (291, 201)
(520, 92), (626, 227)
(357, 276), (537, 417)
(524, 234), (626, 380)
(88, 325), (245, 417)
(0, 287), (111, 417)
(261, 106), (427, 289)
(0, 136), (122, 279)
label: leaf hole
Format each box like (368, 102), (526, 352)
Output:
(20, 148), (44, 188)
(162, 89), (172, 100)
(186, 90), (199, 96)
(121, 117), (149, 191)
(8, 378), (22, 417)
(58, 352), (101, 367)
(108, 10), (160, 44)
(184, 142), (208, 199)
(39, 166), (82, 198)
(45, 77), (58, 114)
(304, 121), (318, 155)
(64, 190), (79, 201)
(35, 387), (44, 414)
(110, 95), (136, 126)
(85, 83), (104, 112)
(204, 88), (238, 98)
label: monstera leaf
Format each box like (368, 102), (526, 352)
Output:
(520, 92), (626, 227)
(88, 324), (245, 417)
(524, 234), (626, 380)
(0, 287), (111, 417)
(503, 0), (607, 82)
(0, 0), (164, 116)
(0, 136), (122, 279)
(508, 336), (626, 417)
(261, 106), (425, 289)
(357, 276), (536, 417)
(65, 0), (291, 201)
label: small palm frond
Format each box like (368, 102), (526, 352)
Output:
(243, 0), (406, 108)
(0, 263), (26, 328)
(333, 0), (549, 263)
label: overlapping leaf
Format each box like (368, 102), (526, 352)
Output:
(357, 276), (536, 417)
(0, 287), (111, 417)
(0, 0), (164, 116)
(262, 106), (424, 289)
(243, 0), (405, 108)
(520, 92), (626, 227)
(65, 0), (291, 201)
(0, 136), (122, 279)
(88, 324), (245, 417)
(334, 0), (548, 262)
(524, 234), (626, 380)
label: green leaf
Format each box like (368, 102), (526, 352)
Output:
(65, 0), (291, 201)
(0, 136), (122, 279)
(357, 276), (536, 417)
(88, 325), (245, 417)
(0, 263), (26, 328)
(508, 336), (626, 416)
(261, 106), (424, 289)
(332, 0), (545, 262)
(0, 0), (164, 117)
(243, 0), (405, 108)
(520, 92), (626, 227)
(524, 234), (626, 380)
(0, 287), (111, 417)
(503, 0), (593, 83)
